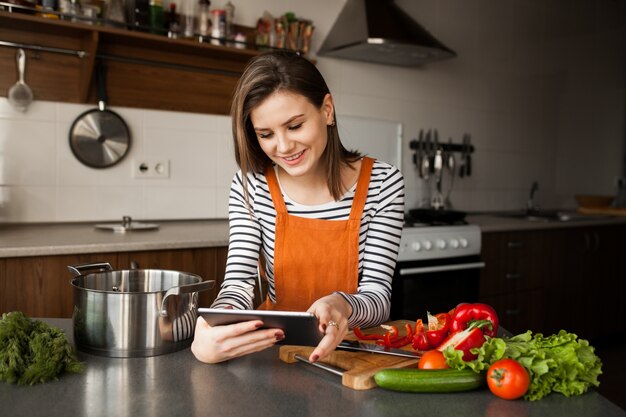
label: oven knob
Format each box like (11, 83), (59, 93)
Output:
(421, 240), (433, 251)
(436, 239), (446, 249)
(459, 238), (469, 248)
(449, 238), (459, 249)
(411, 241), (421, 252)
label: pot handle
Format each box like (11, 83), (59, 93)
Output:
(67, 262), (114, 277)
(159, 280), (215, 317)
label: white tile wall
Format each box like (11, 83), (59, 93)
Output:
(0, 0), (624, 223)
(0, 101), (236, 222)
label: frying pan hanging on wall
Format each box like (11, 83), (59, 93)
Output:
(69, 60), (131, 168)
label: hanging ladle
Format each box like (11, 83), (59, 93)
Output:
(7, 48), (34, 112)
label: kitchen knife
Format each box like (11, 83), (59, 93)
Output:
(295, 354), (345, 376)
(337, 340), (422, 359)
(466, 134), (472, 176)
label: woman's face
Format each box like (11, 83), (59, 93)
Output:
(250, 90), (334, 178)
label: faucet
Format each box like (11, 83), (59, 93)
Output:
(527, 181), (539, 213)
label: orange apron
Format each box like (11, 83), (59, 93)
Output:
(258, 157), (374, 311)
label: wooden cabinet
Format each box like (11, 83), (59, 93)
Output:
(479, 224), (626, 341)
(544, 225), (623, 341)
(0, 11), (260, 114)
(479, 230), (550, 334)
(0, 247), (227, 318)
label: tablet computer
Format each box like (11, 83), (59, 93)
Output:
(197, 308), (324, 346)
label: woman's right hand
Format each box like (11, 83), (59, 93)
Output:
(191, 316), (284, 364)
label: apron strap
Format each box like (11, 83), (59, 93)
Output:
(264, 165), (288, 214)
(349, 157), (374, 221)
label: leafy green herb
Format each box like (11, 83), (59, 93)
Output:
(0, 311), (84, 385)
(443, 330), (602, 401)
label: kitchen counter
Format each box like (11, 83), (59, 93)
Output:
(0, 220), (229, 258)
(1, 214), (625, 259)
(467, 212), (626, 233)
(1, 319), (624, 417)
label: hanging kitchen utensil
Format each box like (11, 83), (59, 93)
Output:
(421, 129), (431, 180)
(459, 133), (469, 178)
(465, 134), (473, 176)
(7, 48), (34, 112)
(431, 147), (444, 209)
(415, 129), (423, 177)
(445, 137), (456, 208)
(69, 60), (131, 168)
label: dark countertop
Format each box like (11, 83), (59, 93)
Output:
(1, 319), (624, 417)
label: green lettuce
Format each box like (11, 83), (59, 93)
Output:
(443, 330), (603, 401)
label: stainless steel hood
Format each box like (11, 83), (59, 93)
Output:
(318, 0), (456, 67)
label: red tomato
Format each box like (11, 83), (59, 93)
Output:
(418, 350), (450, 369)
(487, 359), (530, 400)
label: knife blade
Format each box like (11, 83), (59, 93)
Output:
(337, 340), (422, 359)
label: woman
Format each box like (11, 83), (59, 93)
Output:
(191, 51), (404, 364)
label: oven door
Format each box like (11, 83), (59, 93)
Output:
(390, 255), (485, 320)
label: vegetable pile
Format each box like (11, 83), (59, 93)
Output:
(444, 329), (603, 401)
(0, 311), (84, 385)
(367, 302), (603, 401)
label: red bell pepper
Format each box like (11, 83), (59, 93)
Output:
(437, 319), (492, 361)
(425, 311), (451, 348)
(412, 319), (430, 351)
(449, 303), (499, 338)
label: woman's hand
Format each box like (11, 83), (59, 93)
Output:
(191, 316), (284, 364)
(306, 293), (352, 363)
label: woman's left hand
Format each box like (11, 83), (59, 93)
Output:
(306, 293), (352, 362)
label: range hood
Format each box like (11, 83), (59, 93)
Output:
(318, 0), (456, 67)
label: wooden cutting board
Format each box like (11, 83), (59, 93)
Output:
(279, 320), (420, 390)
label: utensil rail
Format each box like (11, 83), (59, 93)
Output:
(0, 40), (245, 77)
(0, 39), (87, 57)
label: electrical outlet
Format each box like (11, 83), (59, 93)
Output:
(133, 159), (170, 179)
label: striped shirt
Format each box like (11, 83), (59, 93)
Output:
(212, 159), (405, 328)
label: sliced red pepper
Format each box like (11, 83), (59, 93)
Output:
(437, 320), (492, 361)
(353, 326), (385, 341)
(425, 311), (451, 348)
(388, 323), (413, 348)
(411, 319), (430, 351)
(450, 303), (499, 338)
(376, 325), (400, 348)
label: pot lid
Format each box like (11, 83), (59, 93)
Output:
(69, 108), (130, 168)
(95, 216), (159, 233)
(68, 61), (131, 168)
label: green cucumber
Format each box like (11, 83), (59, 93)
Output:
(374, 368), (484, 393)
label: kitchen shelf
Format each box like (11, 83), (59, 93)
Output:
(0, 10), (263, 114)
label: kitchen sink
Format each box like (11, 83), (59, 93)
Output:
(493, 209), (584, 222)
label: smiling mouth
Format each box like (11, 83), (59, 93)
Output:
(284, 150), (305, 161)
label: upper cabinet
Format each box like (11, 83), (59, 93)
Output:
(0, 11), (262, 114)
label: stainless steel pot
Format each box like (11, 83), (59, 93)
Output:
(69, 262), (214, 358)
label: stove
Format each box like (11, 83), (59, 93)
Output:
(390, 219), (484, 320)
(397, 223), (482, 262)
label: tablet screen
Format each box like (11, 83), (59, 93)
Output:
(197, 308), (324, 346)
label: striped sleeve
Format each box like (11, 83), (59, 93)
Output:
(337, 162), (404, 328)
(211, 171), (262, 310)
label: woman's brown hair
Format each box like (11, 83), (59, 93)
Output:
(230, 51), (361, 206)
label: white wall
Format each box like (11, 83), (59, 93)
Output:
(1, 0), (624, 223)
